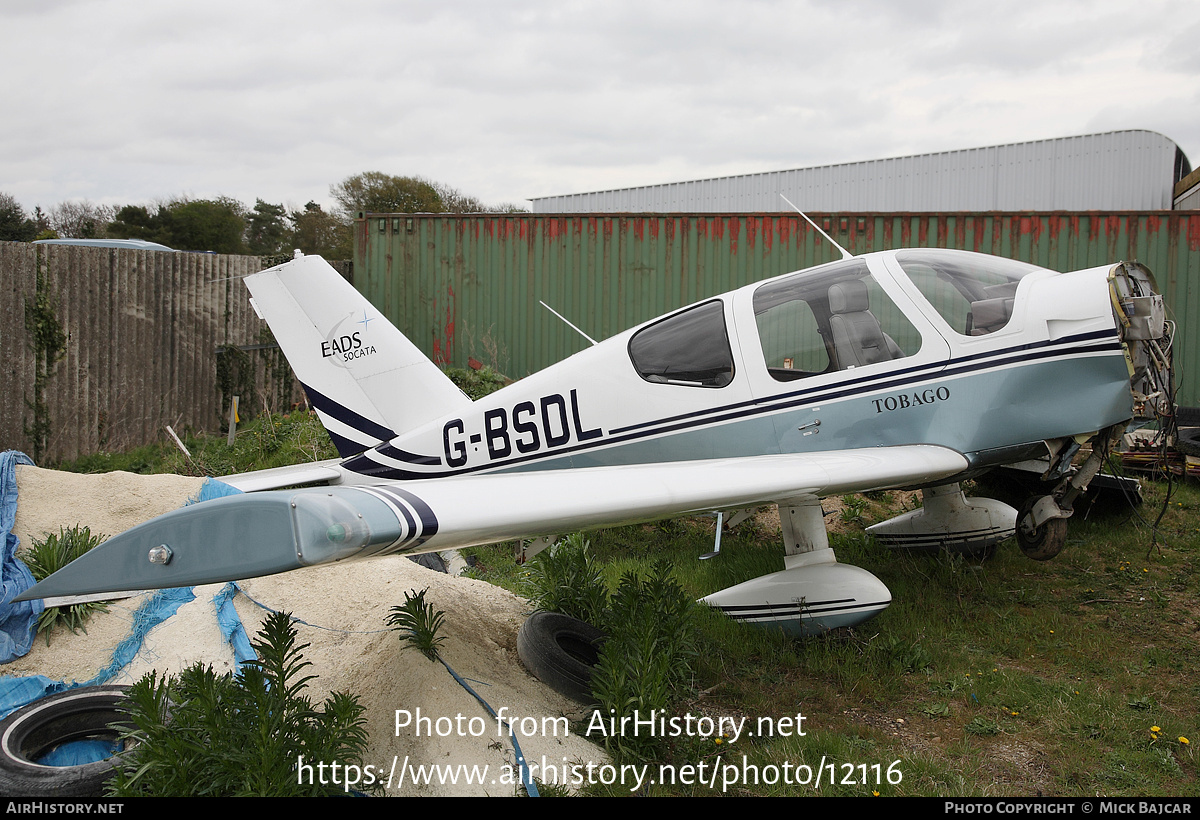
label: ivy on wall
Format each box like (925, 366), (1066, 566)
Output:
(23, 259), (66, 463)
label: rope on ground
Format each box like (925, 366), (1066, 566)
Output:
(234, 585), (392, 634)
(437, 655), (540, 797)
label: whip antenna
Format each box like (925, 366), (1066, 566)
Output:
(780, 194), (853, 260)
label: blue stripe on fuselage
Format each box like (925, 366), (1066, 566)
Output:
(301, 381), (397, 455)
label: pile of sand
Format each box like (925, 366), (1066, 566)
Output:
(5, 466), (604, 796)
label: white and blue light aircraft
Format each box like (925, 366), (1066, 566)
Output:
(19, 244), (1174, 635)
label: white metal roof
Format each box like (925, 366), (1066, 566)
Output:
(530, 130), (1190, 213)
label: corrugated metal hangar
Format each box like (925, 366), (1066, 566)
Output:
(530, 130), (1193, 213)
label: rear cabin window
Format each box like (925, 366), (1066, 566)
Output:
(753, 259), (921, 382)
(628, 300), (734, 388)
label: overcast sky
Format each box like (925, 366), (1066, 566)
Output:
(2, 0), (1197, 214)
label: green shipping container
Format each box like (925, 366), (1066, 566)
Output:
(354, 211), (1200, 406)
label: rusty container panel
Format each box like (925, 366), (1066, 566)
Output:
(355, 212), (1200, 407)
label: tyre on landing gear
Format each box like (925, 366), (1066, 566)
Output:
(1016, 496), (1069, 561)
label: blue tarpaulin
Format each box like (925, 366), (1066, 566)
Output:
(0, 472), (253, 719)
(0, 451), (41, 663)
(188, 477), (244, 505)
(214, 583), (256, 670)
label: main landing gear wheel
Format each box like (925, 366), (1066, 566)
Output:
(1016, 497), (1068, 561)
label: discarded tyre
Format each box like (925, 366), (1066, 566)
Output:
(0, 685), (133, 797)
(517, 611), (606, 704)
(1176, 427), (1200, 457)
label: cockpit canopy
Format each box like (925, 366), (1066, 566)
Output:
(754, 250), (1044, 383)
(753, 257), (918, 382)
(626, 250), (1047, 389)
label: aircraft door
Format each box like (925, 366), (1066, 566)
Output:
(732, 256), (951, 454)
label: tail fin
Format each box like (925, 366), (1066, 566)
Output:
(244, 255), (470, 457)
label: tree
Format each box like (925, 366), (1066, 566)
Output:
(244, 199), (289, 255)
(491, 201), (531, 214)
(0, 193), (36, 242)
(170, 199), (246, 253)
(330, 172), (445, 216)
(431, 180), (485, 214)
(30, 207), (53, 239)
(49, 200), (115, 239)
(290, 201), (351, 259)
(107, 204), (165, 243)
(108, 197), (247, 253)
(331, 172), (527, 216)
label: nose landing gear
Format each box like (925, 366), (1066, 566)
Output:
(1015, 495), (1070, 560)
(1016, 423), (1125, 561)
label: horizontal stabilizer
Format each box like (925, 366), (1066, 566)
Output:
(218, 459), (344, 492)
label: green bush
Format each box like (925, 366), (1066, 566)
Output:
(588, 562), (699, 762)
(107, 611), (372, 796)
(526, 538), (700, 764)
(522, 533), (610, 626)
(445, 366), (507, 400)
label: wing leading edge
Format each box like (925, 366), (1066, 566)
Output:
(19, 445), (968, 601)
(401, 444), (969, 550)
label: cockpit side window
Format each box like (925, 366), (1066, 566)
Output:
(753, 259), (920, 382)
(896, 250), (1041, 337)
(628, 300), (734, 388)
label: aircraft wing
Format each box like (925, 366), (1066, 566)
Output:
(398, 444), (969, 548)
(18, 445), (967, 601)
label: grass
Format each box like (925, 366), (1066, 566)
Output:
(469, 478), (1200, 797)
(55, 417), (1200, 796)
(58, 409), (338, 478)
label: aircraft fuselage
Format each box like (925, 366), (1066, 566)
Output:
(341, 249), (1138, 485)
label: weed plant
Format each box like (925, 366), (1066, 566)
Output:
(521, 532), (609, 625)
(443, 366), (507, 400)
(588, 562), (700, 762)
(523, 537), (701, 763)
(107, 611), (372, 797)
(839, 494), (869, 527)
(23, 526), (108, 642)
(386, 587), (447, 661)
